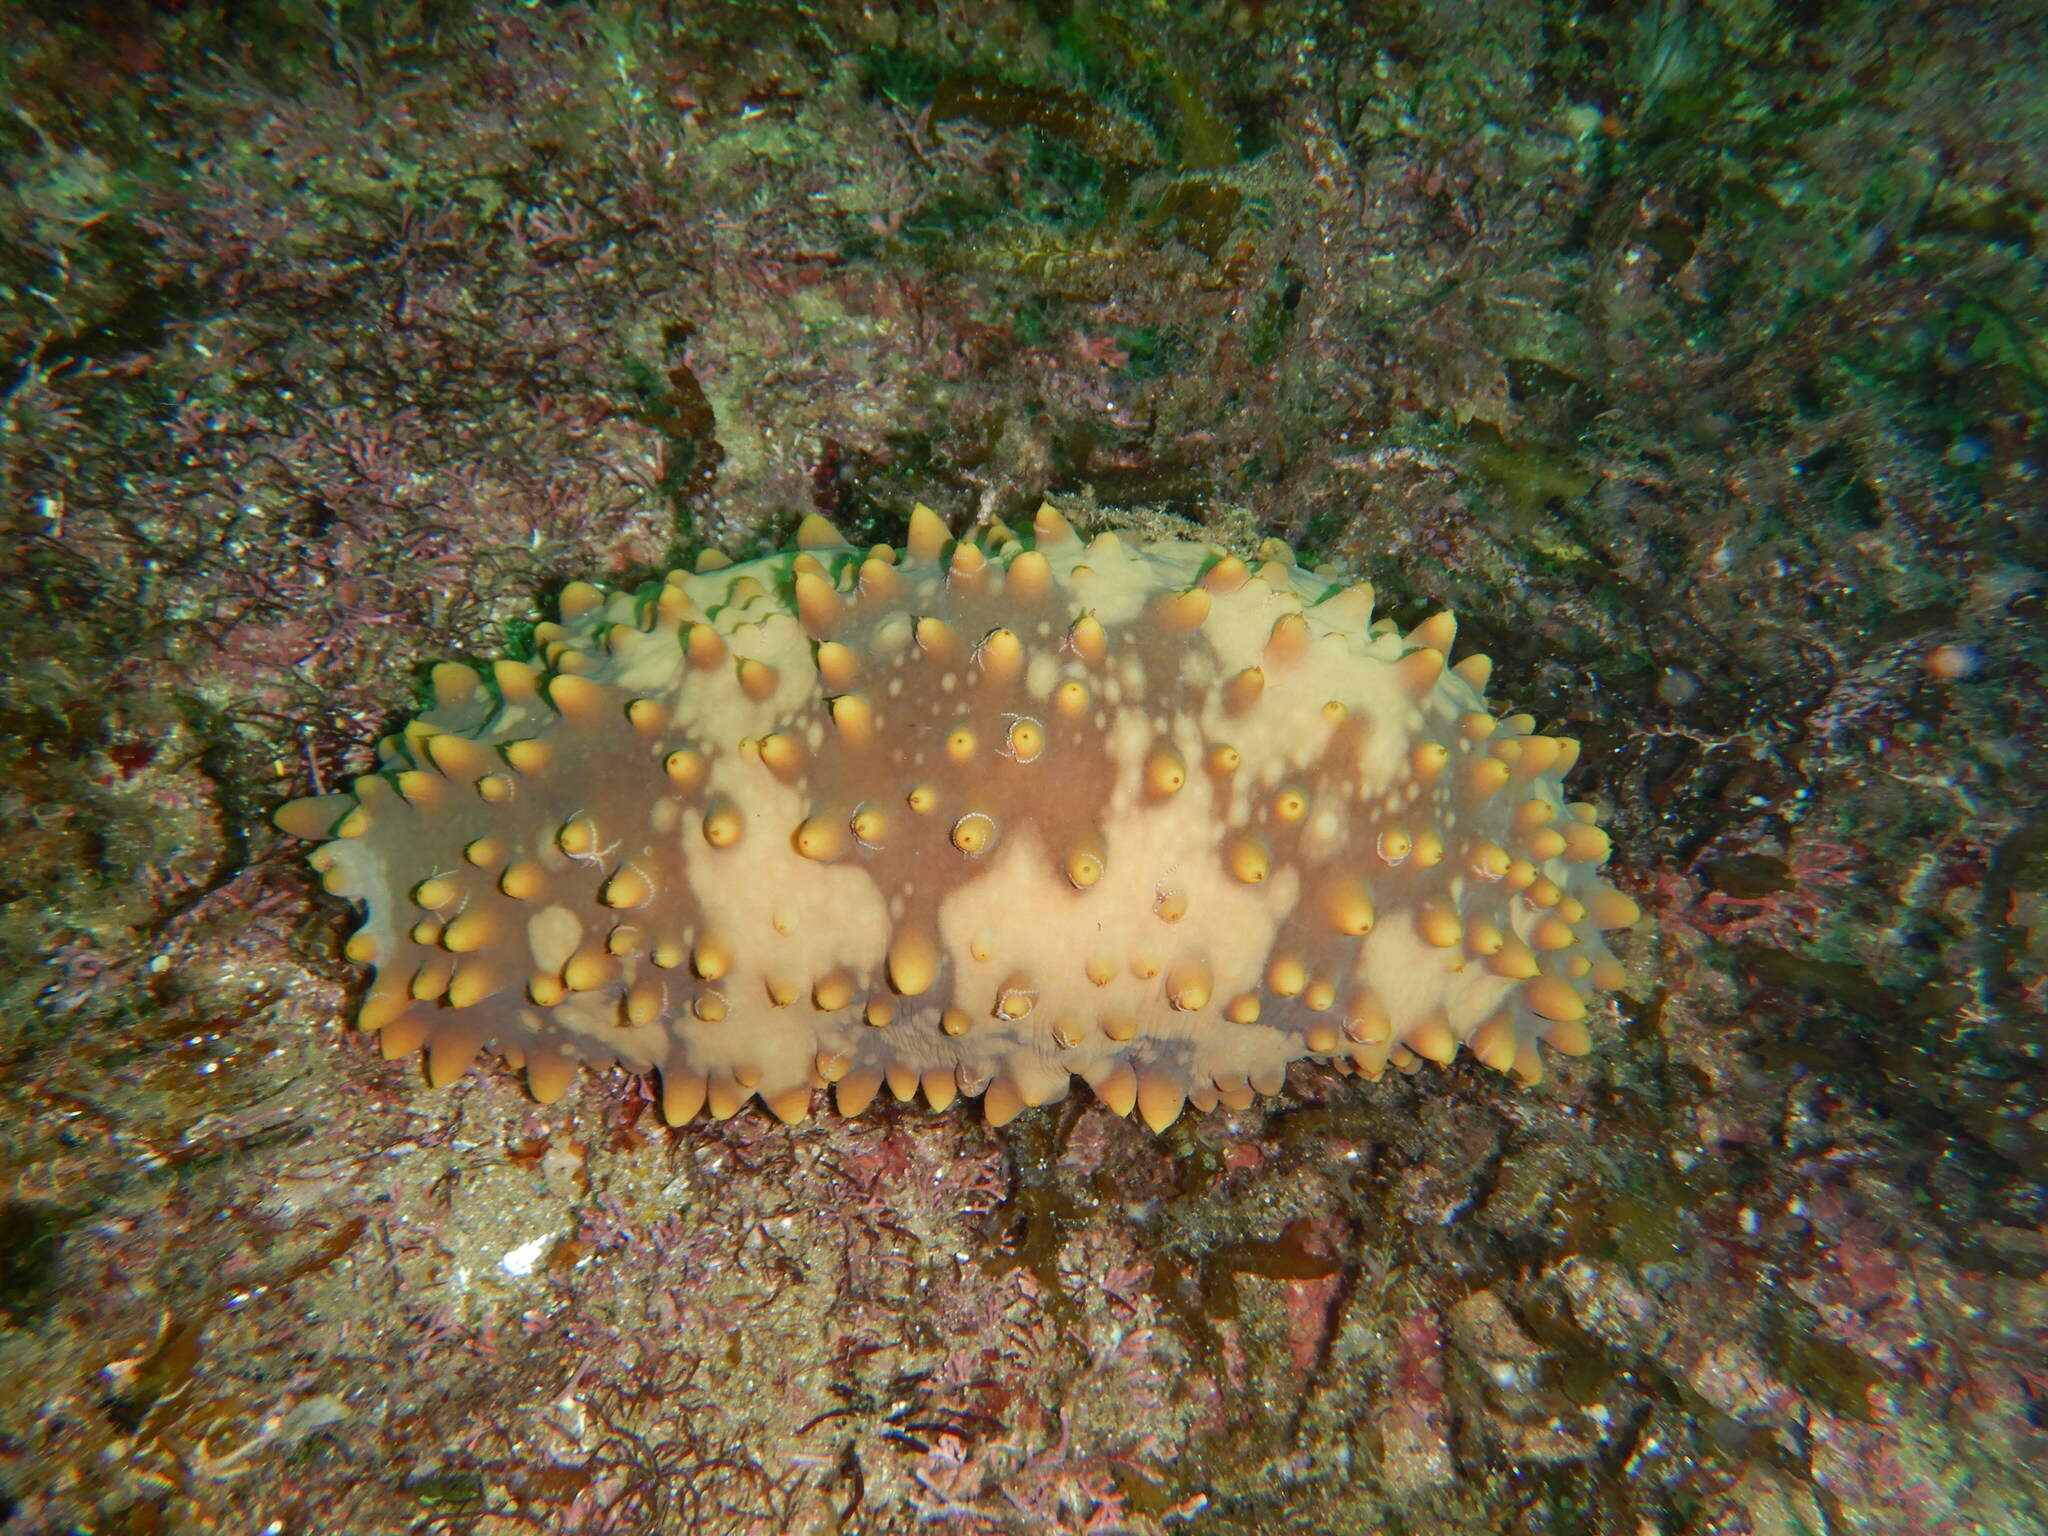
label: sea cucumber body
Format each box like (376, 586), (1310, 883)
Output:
(280, 504), (1636, 1129)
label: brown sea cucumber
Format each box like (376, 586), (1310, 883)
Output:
(279, 502), (1637, 1129)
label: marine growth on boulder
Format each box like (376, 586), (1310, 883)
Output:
(279, 503), (1638, 1130)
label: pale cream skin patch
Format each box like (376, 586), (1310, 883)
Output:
(280, 502), (1639, 1131)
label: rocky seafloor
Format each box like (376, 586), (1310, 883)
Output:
(1, 2), (2043, 1531)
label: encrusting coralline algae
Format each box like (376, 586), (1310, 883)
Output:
(280, 501), (1637, 1128)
